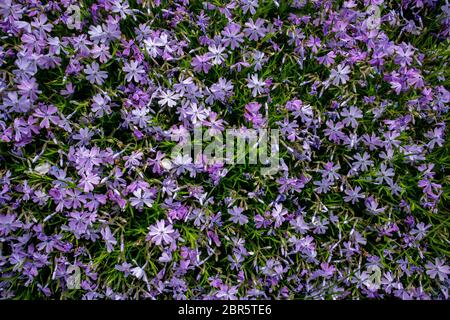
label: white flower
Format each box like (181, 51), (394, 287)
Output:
(34, 162), (51, 175)
(185, 102), (209, 125)
(143, 36), (163, 57)
(246, 74), (266, 97)
(130, 265), (147, 282)
(329, 64), (351, 86)
(208, 44), (227, 65)
(158, 90), (180, 108)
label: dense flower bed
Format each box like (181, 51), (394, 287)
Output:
(0, 0), (449, 299)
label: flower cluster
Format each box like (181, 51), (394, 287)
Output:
(0, 0), (449, 300)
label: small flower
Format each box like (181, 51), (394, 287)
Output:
(122, 60), (145, 82)
(100, 226), (117, 253)
(146, 220), (175, 246)
(271, 204), (287, 228)
(246, 74), (266, 97)
(91, 93), (112, 117)
(241, 0), (259, 15)
(144, 36), (164, 58)
(365, 196), (385, 215)
(244, 18), (266, 41)
(78, 172), (100, 193)
(343, 185), (365, 204)
(129, 189), (155, 210)
(216, 284), (239, 300)
(228, 206), (248, 225)
(158, 90), (180, 108)
(84, 62), (108, 85)
(184, 102), (209, 125)
(306, 35), (321, 53)
(130, 265), (148, 282)
(34, 105), (59, 128)
(191, 54), (212, 73)
(329, 64), (351, 86)
(0, 214), (22, 236)
(221, 23), (244, 49)
(340, 106), (363, 128)
(208, 44), (228, 65)
(425, 258), (450, 282)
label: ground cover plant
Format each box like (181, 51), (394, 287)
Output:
(0, 0), (449, 300)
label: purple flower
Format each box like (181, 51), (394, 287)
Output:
(3, 91), (31, 113)
(123, 60), (146, 82)
(246, 74), (266, 97)
(158, 90), (180, 108)
(115, 262), (133, 277)
(365, 196), (385, 215)
(351, 152), (374, 173)
(324, 120), (345, 143)
(290, 215), (310, 234)
(244, 18), (266, 41)
(343, 185), (365, 204)
(228, 206), (248, 225)
(306, 35), (321, 53)
(221, 23), (244, 49)
(191, 54), (212, 73)
(60, 82), (75, 97)
(340, 106), (363, 128)
(317, 51), (336, 67)
(0, 214), (22, 236)
(84, 62), (108, 85)
(313, 178), (334, 194)
(329, 64), (351, 86)
(129, 189), (155, 210)
(271, 204), (287, 228)
(34, 105), (59, 129)
(241, 0), (258, 15)
(216, 284), (239, 300)
(91, 43), (112, 63)
(208, 44), (228, 65)
(91, 94), (112, 117)
(78, 172), (100, 193)
(101, 226), (117, 253)
(146, 220), (175, 246)
(65, 210), (96, 239)
(184, 102), (209, 125)
(425, 258), (450, 282)
(244, 102), (266, 127)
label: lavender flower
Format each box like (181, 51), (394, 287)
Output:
(228, 206), (248, 225)
(246, 74), (266, 97)
(329, 64), (351, 86)
(123, 61), (146, 83)
(425, 259), (450, 282)
(146, 220), (175, 246)
(84, 62), (108, 85)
